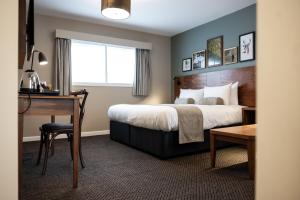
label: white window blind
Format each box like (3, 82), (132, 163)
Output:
(71, 40), (135, 87)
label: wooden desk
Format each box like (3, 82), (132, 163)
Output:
(210, 125), (256, 179)
(18, 95), (80, 198)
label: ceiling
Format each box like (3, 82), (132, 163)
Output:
(35, 0), (256, 36)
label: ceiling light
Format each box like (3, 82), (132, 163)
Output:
(101, 0), (131, 20)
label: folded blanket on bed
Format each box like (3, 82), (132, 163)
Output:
(168, 105), (204, 144)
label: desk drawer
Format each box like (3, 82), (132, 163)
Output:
(19, 98), (74, 115)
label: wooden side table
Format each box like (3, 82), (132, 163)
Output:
(210, 125), (256, 179)
(242, 107), (256, 125)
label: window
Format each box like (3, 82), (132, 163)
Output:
(71, 41), (106, 84)
(71, 40), (135, 86)
(107, 46), (135, 84)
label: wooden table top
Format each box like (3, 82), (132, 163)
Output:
(18, 95), (80, 99)
(211, 124), (256, 139)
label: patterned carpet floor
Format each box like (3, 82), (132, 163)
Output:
(23, 135), (254, 200)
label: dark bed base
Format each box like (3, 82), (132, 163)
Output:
(110, 121), (235, 159)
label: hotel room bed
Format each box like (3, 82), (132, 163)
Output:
(108, 66), (256, 159)
(108, 104), (243, 159)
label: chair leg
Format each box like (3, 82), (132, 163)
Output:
(69, 135), (85, 168)
(36, 131), (44, 166)
(42, 135), (50, 175)
(49, 135), (56, 157)
(69, 135), (73, 161)
(79, 139), (86, 168)
(51, 137), (55, 156)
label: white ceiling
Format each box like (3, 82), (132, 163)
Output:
(35, 0), (256, 36)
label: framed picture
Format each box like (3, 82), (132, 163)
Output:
(182, 58), (192, 72)
(207, 36), (223, 67)
(192, 50), (206, 70)
(224, 47), (238, 65)
(239, 32), (255, 62)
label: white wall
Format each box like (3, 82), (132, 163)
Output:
(20, 14), (171, 137)
(256, 0), (300, 199)
(0, 0), (18, 199)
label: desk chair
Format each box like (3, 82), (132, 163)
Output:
(36, 89), (88, 175)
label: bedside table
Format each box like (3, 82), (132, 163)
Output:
(242, 107), (256, 125)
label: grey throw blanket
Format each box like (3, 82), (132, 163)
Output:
(169, 105), (204, 144)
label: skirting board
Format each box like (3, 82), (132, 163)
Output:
(23, 130), (110, 142)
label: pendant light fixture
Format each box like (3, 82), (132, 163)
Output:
(101, 0), (131, 20)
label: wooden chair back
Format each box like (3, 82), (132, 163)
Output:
(70, 89), (89, 130)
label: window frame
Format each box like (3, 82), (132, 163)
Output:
(71, 39), (136, 87)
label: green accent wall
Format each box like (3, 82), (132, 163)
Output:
(171, 4), (256, 78)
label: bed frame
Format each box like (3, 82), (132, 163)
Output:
(110, 66), (256, 159)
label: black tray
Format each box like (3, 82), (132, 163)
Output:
(19, 90), (60, 96)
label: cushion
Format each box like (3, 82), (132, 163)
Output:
(179, 89), (204, 104)
(204, 83), (232, 105)
(174, 98), (195, 104)
(41, 123), (73, 132)
(230, 82), (239, 105)
(201, 97), (224, 105)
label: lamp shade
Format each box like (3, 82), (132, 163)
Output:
(38, 52), (48, 65)
(101, 0), (131, 20)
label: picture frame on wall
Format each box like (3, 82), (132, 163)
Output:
(192, 50), (206, 70)
(224, 47), (238, 65)
(239, 32), (255, 62)
(207, 36), (223, 67)
(182, 58), (192, 72)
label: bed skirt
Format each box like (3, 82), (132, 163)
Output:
(110, 121), (235, 159)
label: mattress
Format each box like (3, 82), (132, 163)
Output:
(108, 104), (243, 132)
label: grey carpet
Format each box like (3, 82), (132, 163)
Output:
(23, 135), (254, 200)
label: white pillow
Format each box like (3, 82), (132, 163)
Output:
(204, 83), (232, 105)
(174, 98), (195, 104)
(230, 82), (239, 105)
(179, 89), (204, 104)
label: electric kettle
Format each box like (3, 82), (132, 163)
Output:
(19, 50), (48, 93)
(19, 69), (41, 93)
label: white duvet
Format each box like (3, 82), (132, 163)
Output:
(108, 104), (243, 132)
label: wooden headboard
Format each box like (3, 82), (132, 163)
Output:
(174, 66), (256, 107)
